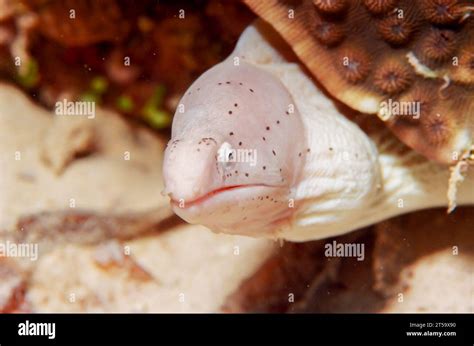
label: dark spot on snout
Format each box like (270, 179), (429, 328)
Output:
(201, 137), (217, 146)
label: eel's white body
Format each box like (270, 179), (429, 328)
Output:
(235, 22), (474, 241)
(163, 22), (474, 242)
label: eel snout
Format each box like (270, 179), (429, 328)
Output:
(163, 137), (220, 203)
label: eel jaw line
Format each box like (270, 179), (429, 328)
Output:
(170, 183), (283, 209)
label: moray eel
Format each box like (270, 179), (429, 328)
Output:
(163, 23), (474, 241)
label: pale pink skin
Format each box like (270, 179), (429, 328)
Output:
(163, 61), (307, 237)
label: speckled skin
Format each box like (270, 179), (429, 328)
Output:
(163, 22), (474, 241)
(163, 60), (307, 237)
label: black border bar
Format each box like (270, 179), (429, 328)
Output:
(0, 313), (472, 345)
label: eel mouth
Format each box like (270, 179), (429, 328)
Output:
(170, 184), (282, 209)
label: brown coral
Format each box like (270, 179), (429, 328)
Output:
(452, 46), (474, 84)
(421, 112), (454, 146)
(420, 0), (462, 24)
(362, 0), (398, 14)
(313, 0), (348, 13)
(244, 0), (473, 164)
(398, 85), (435, 123)
(419, 28), (457, 63)
(337, 47), (371, 83)
(373, 59), (413, 94)
(312, 16), (345, 46)
(377, 13), (416, 45)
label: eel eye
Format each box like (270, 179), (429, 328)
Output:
(217, 142), (236, 169)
